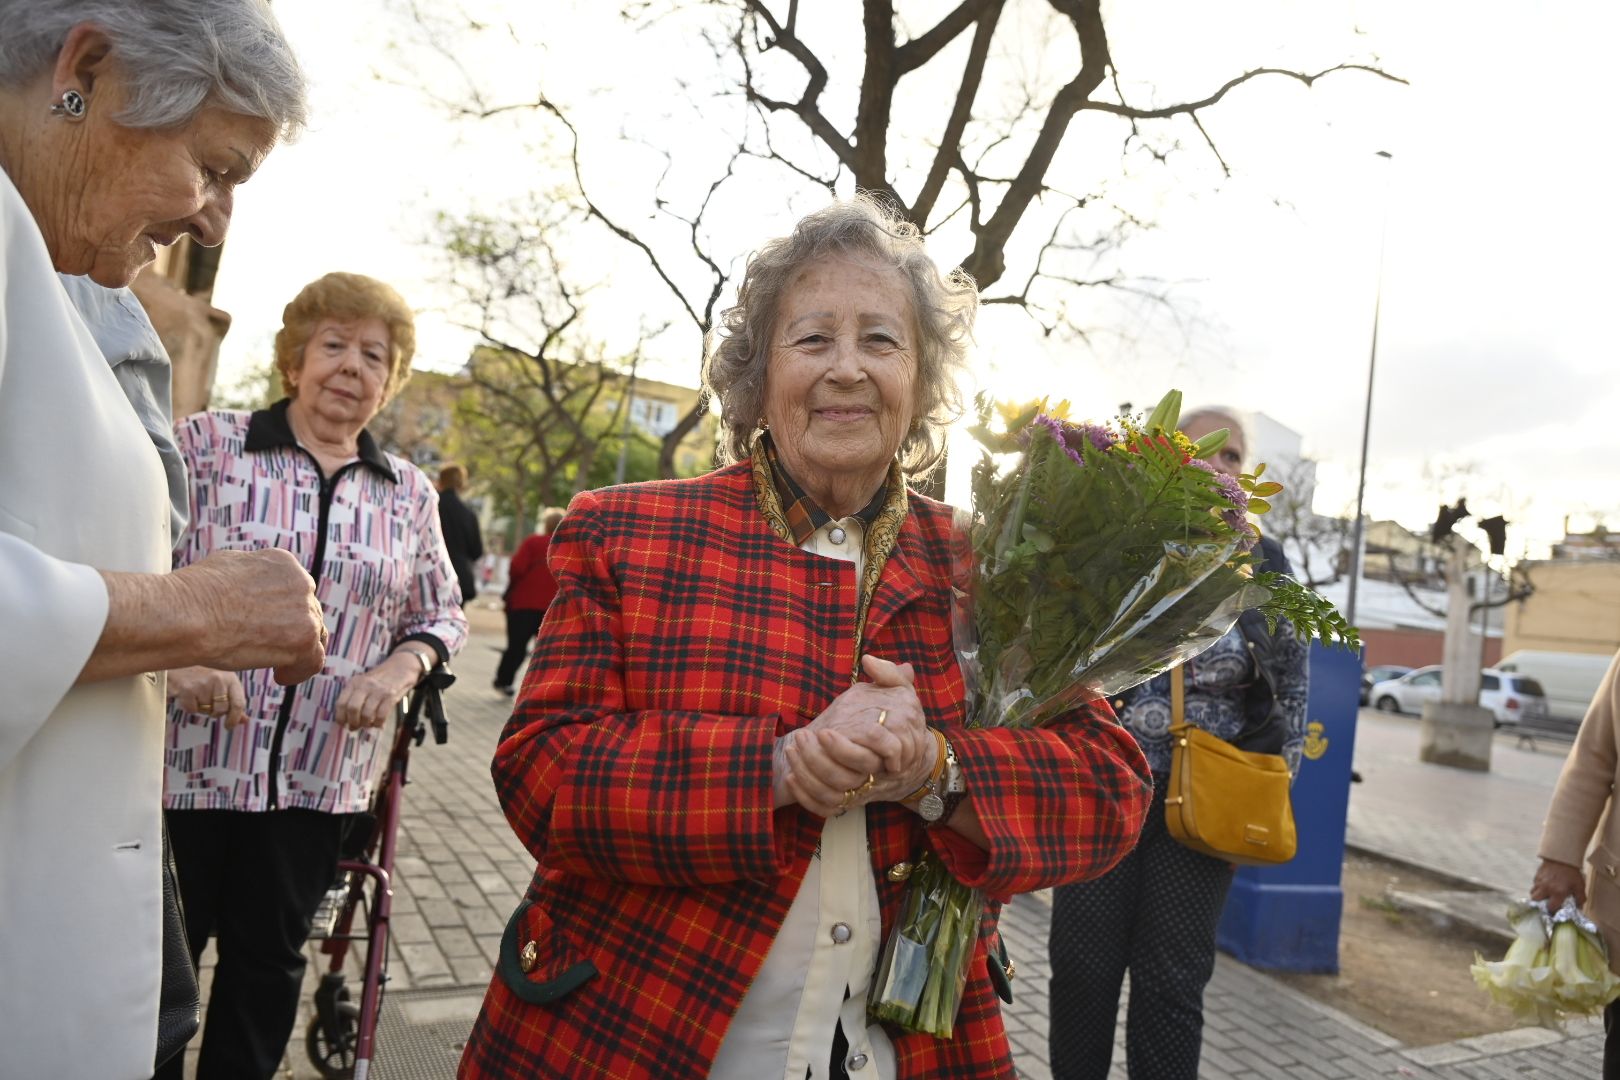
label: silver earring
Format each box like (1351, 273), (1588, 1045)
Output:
(50, 90), (87, 120)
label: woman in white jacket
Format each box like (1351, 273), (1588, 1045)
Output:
(0, 3), (323, 1075)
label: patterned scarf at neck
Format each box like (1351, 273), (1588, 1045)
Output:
(751, 431), (910, 682)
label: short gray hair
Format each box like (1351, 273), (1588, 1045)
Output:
(703, 195), (978, 478)
(0, 0), (307, 136)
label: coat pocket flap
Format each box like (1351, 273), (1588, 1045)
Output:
(497, 899), (598, 1005)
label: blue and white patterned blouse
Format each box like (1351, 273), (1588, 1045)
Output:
(1114, 619), (1309, 780)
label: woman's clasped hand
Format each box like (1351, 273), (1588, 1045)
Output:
(772, 654), (938, 818)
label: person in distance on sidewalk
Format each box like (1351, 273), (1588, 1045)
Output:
(437, 461), (484, 604)
(494, 505), (564, 695)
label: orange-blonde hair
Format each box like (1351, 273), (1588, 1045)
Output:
(274, 272), (416, 403)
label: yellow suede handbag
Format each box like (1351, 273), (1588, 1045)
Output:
(1164, 671), (1298, 866)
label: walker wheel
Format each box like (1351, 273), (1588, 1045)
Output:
(305, 994), (360, 1079)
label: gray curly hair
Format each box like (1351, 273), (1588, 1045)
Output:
(703, 195), (978, 477)
(0, 0), (307, 136)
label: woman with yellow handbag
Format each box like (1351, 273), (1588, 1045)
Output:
(1046, 408), (1310, 1080)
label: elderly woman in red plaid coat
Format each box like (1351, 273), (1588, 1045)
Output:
(459, 196), (1152, 1080)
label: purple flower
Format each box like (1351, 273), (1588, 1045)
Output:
(1028, 414), (1086, 466)
(1215, 473), (1247, 511)
(1187, 457), (1250, 534)
(1025, 415), (1117, 467)
(1074, 423), (1116, 453)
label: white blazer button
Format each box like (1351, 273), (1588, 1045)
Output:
(830, 922), (852, 944)
(828, 527), (847, 545)
(846, 1052), (869, 1070)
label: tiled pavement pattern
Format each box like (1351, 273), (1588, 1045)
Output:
(174, 617), (1601, 1078)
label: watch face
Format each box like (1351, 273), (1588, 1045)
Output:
(918, 792), (945, 822)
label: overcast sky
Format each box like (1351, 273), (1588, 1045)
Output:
(211, 0), (1618, 560)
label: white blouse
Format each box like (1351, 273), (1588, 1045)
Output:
(708, 514), (897, 1080)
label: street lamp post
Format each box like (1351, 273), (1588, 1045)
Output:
(1345, 149), (1394, 629)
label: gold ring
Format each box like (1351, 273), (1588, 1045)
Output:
(876, 708), (888, 727)
(839, 788), (856, 812)
(860, 774), (876, 794)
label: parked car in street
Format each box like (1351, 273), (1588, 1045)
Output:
(1361, 664), (1413, 705)
(1369, 665), (1551, 727)
(1495, 649), (1615, 722)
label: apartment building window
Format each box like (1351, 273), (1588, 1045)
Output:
(630, 396), (680, 437)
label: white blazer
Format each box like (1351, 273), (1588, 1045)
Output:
(1, 169), (171, 1076)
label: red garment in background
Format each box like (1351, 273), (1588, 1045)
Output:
(505, 533), (557, 611)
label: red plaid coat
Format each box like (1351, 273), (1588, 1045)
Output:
(459, 463), (1151, 1079)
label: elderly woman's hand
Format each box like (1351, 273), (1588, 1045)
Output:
(167, 667), (249, 728)
(173, 548), (328, 683)
(1530, 858), (1587, 913)
(772, 655), (939, 817)
(334, 651), (425, 731)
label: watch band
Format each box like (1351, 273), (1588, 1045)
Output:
(903, 728), (949, 806)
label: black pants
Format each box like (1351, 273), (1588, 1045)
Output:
(154, 808), (347, 1080)
(1606, 998), (1620, 1079)
(1048, 784), (1235, 1080)
(495, 608), (545, 689)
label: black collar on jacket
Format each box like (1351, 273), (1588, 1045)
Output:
(245, 398), (397, 483)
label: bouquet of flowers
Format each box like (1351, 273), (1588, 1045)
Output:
(1472, 897), (1620, 1027)
(868, 390), (1358, 1037)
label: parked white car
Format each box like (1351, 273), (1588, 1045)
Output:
(1369, 665), (1551, 727)
(1495, 650), (1614, 722)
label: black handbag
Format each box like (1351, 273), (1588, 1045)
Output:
(155, 820), (201, 1070)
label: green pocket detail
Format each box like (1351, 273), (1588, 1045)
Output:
(497, 899), (599, 1005)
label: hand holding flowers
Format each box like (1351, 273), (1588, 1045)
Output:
(1472, 897), (1620, 1026)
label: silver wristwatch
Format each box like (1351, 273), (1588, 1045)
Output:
(917, 737), (964, 823)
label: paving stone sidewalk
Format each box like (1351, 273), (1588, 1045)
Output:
(223, 620), (1601, 1078)
(1344, 712), (1567, 896)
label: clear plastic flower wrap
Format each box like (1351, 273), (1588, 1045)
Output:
(1472, 897), (1620, 1026)
(868, 391), (1359, 1037)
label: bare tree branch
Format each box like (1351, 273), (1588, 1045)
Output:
(1385, 551), (1449, 620)
(896, 0), (999, 74)
(1084, 63), (1408, 121)
(737, 1), (858, 168)
(911, 1), (1001, 223)
(959, 0), (1114, 286)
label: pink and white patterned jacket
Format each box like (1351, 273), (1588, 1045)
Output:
(163, 402), (469, 814)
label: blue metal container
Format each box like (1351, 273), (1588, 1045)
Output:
(1216, 642), (1362, 973)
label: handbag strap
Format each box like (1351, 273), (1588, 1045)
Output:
(1170, 664), (1185, 726)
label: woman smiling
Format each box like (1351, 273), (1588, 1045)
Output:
(459, 198), (1150, 1080)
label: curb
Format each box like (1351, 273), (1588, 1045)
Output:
(1344, 840), (1514, 896)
